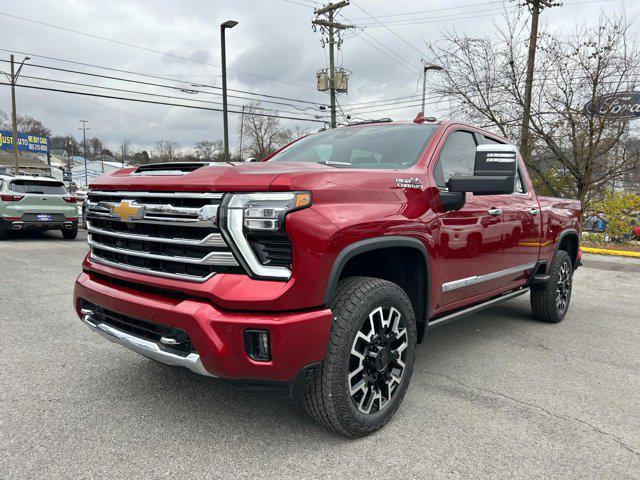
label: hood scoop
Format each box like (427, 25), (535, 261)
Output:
(133, 162), (216, 176)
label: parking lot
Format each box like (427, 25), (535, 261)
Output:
(1, 231), (639, 479)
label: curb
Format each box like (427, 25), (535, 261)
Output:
(582, 246), (640, 258)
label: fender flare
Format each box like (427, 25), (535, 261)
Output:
(323, 235), (431, 307)
(555, 228), (580, 267)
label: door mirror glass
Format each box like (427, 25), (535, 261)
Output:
(446, 144), (518, 196)
(474, 144), (518, 177)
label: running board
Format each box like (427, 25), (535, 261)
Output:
(427, 288), (529, 330)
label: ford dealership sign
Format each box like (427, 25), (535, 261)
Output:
(584, 91), (640, 119)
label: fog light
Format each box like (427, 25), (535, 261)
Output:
(244, 329), (271, 361)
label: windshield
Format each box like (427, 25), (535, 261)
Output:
(10, 180), (68, 195)
(268, 124), (437, 169)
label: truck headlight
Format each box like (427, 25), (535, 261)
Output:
(224, 192), (312, 279)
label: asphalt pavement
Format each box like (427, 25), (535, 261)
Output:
(1, 230), (639, 479)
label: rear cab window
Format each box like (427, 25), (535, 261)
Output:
(9, 180), (69, 195)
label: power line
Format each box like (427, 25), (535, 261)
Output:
(0, 49), (328, 107)
(0, 59), (326, 112)
(0, 11), (316, 91)
(351, 29), (420, 73)
(17, 74), (327, 120)
(347, 1), (505, 20)
(348, 1), (427, 58)
(0, 82), (326, 123)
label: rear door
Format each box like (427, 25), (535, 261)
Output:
(430, 130), (510, 308)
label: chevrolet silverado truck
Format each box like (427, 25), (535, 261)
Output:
(74, 119), (581, 437)
(0, 175), (78, 240)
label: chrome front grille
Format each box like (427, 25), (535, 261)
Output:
(86, 191), (243, 281)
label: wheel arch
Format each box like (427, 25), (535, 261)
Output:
(323, 236), (431, 342)
(556, 228), (579, 269)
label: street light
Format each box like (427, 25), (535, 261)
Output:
(220, 20), (238, 161)
(421, 64), (443, 116)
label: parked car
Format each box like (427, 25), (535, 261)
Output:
(74, 119), (581, 436)
(0, 175), (78, 240)
(74, 186), (89, 203)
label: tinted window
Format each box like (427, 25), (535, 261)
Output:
(483, 136), (503, 145)
(434, 131), (477, 187)
(269, 125), (437, 169)
(10, 180), (68, 194)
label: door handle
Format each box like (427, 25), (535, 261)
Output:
(529, 208), (540, 216)
(487, 208), (502, 216)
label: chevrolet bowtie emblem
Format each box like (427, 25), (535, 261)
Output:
(111, 200), (145, 221)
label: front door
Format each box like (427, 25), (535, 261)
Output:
(430, 129), (510, 309)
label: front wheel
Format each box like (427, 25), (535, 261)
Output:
(531, 250), (573, 323)
(302, 276), (417, 437)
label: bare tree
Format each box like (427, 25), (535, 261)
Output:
(240, 104), (292, 159)
(16, 114), (51, 136)
(194, 140), (224, 161)
(427, 10), (640, 212)
(88, 137), (103, 158)
(153, 140), (181, 162)
(0, 110), (9, 130)
(118, 138), (131, 166)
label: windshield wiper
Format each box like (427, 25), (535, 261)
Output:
(316, 160), (352, 168)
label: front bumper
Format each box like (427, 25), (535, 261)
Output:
(74, 271), (332, 384)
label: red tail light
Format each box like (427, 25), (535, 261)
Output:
(1, 194), (24, 202)
(63, 196), (77, 203)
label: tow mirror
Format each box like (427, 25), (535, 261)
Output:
(448, 144), (518, 195)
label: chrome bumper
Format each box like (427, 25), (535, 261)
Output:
(80, 308), (214, 377)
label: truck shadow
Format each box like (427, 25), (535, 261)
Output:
(90, 298), (542, 443)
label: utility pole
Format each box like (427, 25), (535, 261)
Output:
(313, 2), (354, 128)
(79, 120), (89, 186)
(238, 105), (245, 160)
(7, 54), (30, 174)
(520, 0), (560, 163)
(68, 140), (75, 189)
(220, 20), (238, 161)
(421, 63), (444, 115)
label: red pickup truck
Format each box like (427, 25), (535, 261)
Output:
(74, 119), (581, 437)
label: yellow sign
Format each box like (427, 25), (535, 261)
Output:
(111, 200), (145, 221)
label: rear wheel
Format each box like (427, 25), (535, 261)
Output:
(62, 226), (78, 240)
(302, 276), (417, 437)
(0, 227), (8, 240)
(531, 250), (573, 323)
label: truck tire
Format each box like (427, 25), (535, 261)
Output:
(531, 250), (573, 323)
(302, 276), (417, 437)
(62, 226), (78, 240)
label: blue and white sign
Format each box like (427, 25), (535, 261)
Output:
(0, 130), (50, 153)
(584, 91), (640, 120)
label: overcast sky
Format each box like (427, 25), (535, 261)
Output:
(0, 0), (634, 154)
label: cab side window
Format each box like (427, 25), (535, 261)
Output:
(433, 131), (477, 188)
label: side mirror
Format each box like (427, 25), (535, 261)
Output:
(448, 144), (518, 195)
(243, 157), (258, 163)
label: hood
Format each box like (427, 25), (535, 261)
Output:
(88, 161), (379, 192)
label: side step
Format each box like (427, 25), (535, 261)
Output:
(427, 288), (529, 330)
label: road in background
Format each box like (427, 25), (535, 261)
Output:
(1, 234), (639, 479)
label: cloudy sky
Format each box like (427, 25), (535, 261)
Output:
(0, 0), (634, 154)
